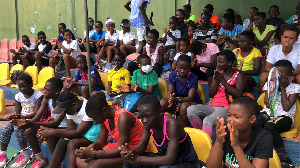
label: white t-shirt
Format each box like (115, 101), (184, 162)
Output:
(61, 40), (82, 58)
(23, 43), (36, 50)
(66, 98), (93, 125)
(119, 30), (137, 45)
(83, 29), (96, 38)
(174, 52), (192, 61)
(105, 29), (119, 43)
(296, 35), (300, 44)
(15, 90), (43, 116)
(162, 29), (181, 46)
(262, 83), (300, 122)
(266, 44), (300, 70)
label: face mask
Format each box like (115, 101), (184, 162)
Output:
(141, 65), (153, 73)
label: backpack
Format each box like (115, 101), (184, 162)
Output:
(55, 56), (67, 80)
(6, 70), (28, 86)
(117, 92), (144, 114)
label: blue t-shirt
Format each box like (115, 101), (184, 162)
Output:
(219, 25), (243, 50)
(168, 71), (202, 104)
(90, 31), (106, 40)
(129, 0), (151, 28)
(75, 66), (104, 90)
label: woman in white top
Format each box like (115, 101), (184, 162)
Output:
(119, 19), (137, 56)
(49, 29), (81, 83)
(259, 25), (300, 93)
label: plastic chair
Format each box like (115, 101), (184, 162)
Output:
(269, 149), (281, 168)
(1, 38), (9, 48)
(17, 39), (23, 49)
(0, 89), (6, 115)
(9, 38), (17, 50)
(147, 135), (158, 153)
(30, 38), (36, 44)
(184, 127), (212, 163)
(0, 48), (9, 62)
(25, 66), (38, 85)
(0, 64), (23, 85)
(99, 72), (108, 90)
(0, 63), (9, 80)
(158, 78), (168, 99)
(257, 93), (300, 138)
(198, 83), (206, 105)
(33, 67), (54, 91)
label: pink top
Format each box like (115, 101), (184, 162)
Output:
(146, 43), (164, 66)
(196, 43), (219, 73)
(210, 71), (239, 107)
(150, 114), (187, 147)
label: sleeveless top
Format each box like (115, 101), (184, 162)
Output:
(150, 115), (200, 167)
(48, 99), (67, 128)
(146, 43), (164, 66)
(210, 71), (239, 108)
(104, 106), (143, 147)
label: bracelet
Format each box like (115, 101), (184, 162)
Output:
(93, 150), (97, 159)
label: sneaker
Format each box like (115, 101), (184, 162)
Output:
(0, 153), (7, 168)
(31, 157), (47, 168)
(281, 162), (296, 168)
(10, 154), (31, 168)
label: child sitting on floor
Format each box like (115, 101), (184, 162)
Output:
(63, 55), (104, 99)
(233, 31), (262, 91)
(11, 35), (36, 66)
(162, 16), (181, 62)
(187, 50), (244, 138)
(217, 13), (243, 51)
(49, 29), (82, 83)
(160, 55), (202, 127)
(120, 95), (201, 168)
(207, 97), (273, 168)
(254, 60), (299, 167)
(0, 74), (43, 168)
(95, 17), (120, 70)
(74, 95), (143, 168)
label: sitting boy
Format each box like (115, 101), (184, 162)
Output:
(11, 35), (36, 67)
(89, 21), (106, 54)
(207, 97), (273, 168)
(64, 55), (104, 99)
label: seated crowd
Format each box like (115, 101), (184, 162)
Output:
(2, 1), (300, 168)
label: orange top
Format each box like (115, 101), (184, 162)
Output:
(104, 105), (143, 147)
(198, 14), (221, 30)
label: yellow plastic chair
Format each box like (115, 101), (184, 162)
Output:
(184, 127), (212, 163)
(0, 63), (9, 80)
(25, 66), (38, 85)
(257, 93), (300, 138)
(0, 89), (6, 115)
(99, 72), (108, 91)
(147, 135), (158, 153)
(269, 149), (281, 168)
(33, 67), (54, 91)
(158, 78), (168, 99)
(198, 83), (206, 105)
(0, 64), (23, 86)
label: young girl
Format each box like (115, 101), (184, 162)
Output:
(266, 5), (284, 41)
(143, 29), (165, 75)
(207, 97), (273, 168)
(253, 12), (276, 56)
(49, 29), (81, 83)
(194, 13), (218, 43)
(187, 50), (244, 138)
(39, 91), (99, 168)
(232, 31), (262, 91)
(171, 38), (191, 71)
(190, 40), (219, 87)
(160, 55), (202, 127)
(162, 16), (181, 62)
(259, 25), (300, 93)
(95, 17), (120, 69)
(255, 60), (299, 167)
(12, 77), (67, 168)
(119, 19), (137, 56)
(74, 95), (143, 168)
(0, 74), (43, 168)
(120, 95), (200, 168)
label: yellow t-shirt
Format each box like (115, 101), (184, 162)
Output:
(108, 67), (131, 92)
(233, 47), (262, 71)
(253, 25), (275, 49)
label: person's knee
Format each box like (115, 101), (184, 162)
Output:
(67, 139), (80, 151)
(63, 54), (70, 60)
(179, 102), (191, 115)
(295, 74), (300, 84)
(81, 86), (89, 94)
(187, 105), (197, 118)
(90, 91), (105, 98)
(160, 99), (168, 108)
(34, 53), (41, 59)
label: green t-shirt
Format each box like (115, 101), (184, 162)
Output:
(131, 69), (161, 98)
(179, 24), (189, 39)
